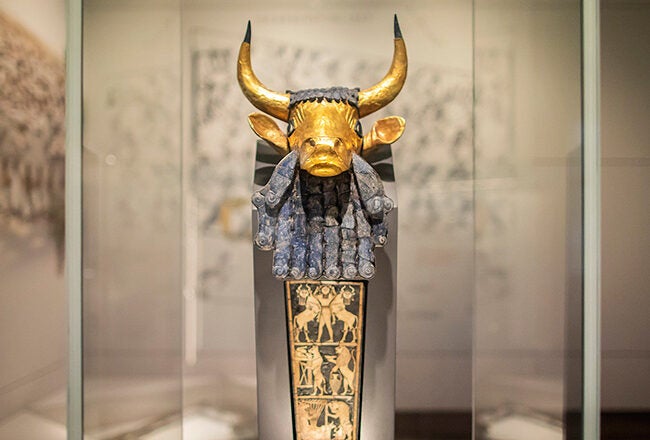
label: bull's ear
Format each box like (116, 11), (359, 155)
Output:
(247, 113), (289, 154)
(363, 116), (406, 151)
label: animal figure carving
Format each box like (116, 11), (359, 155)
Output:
(327, 401), (354, 440)
(296, 401), (331, 440)
(293, 346), (311, 386)
(331, 293), (358, 343)
(293, 284), (320, 341)
(293, 292), (320, 343)
(293, 345), (326, 395)
(307, 346), (327, 395)
(240, 16), (407, 279)
(327, 345), (355, 395)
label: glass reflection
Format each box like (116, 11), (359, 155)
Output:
(473, 1), (583, 438)
(82, 1), (183, 437)
(0, 4), (67, 439)
(76, 1), (602, 438)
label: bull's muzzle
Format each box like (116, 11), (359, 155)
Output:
(298, 137), (352, 177)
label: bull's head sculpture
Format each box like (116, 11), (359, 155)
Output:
(242, 17), (406, 280)
(238, 16), (407, 177)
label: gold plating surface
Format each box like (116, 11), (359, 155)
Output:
(247, 112), (289, 154)
(362, 116), (406, 152)
(289, 101), (362, 177)
(358, 38), (407, 118)
(238, 23), (407, 176)
(237, 42), (290, 121)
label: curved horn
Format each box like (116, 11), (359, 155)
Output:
(358, 15), (408, 118)
(237, 21), (290, 121)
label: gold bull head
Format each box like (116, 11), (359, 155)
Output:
(237, 16), (407, 177)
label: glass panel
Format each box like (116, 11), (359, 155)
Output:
(180, 1), (473, 438)
(0, 2), (68, 438)
(82, 1), (183, 437)
(601, 1), (650, 436)
(473, 1), (583, 438)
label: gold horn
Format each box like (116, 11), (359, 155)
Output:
(237, 21), (290, 122)
(358, 15), (408, 118)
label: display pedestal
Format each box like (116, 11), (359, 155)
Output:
(252, 141), (398, 440)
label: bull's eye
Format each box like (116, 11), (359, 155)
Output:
(287, 120), (295, 137)
(354, 121), (363, 138)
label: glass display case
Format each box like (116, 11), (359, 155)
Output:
(63, 0), (610, 438)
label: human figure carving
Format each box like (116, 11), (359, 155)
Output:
(314, 285), (337, 342)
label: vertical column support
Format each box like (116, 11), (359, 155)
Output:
(582, 0), (601, 439)
(66, 0), (83, 438)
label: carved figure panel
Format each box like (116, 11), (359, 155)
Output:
(286, 280), (365, 440)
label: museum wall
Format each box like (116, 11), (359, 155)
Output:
(0, 0), (66, 428)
